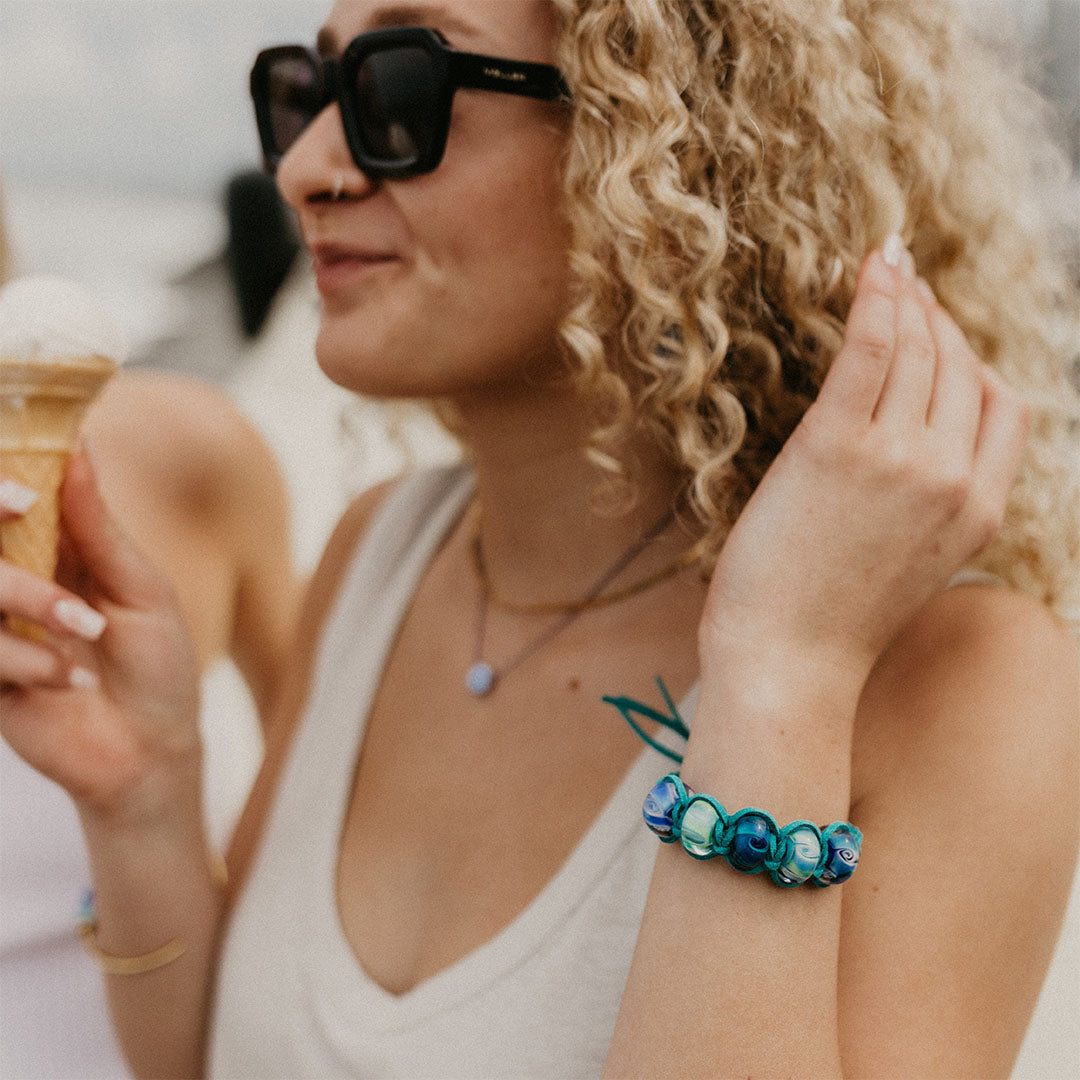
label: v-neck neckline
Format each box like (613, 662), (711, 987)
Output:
(289, 466), (696, 1033)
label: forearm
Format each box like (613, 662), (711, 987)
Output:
(604, 649), (863, 1079)
(78, 753), (225, 1079)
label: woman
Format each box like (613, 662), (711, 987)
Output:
(2, 2), (1077, 1077)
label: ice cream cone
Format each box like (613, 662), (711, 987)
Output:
(1, 353), (116, 574)
(0, 276), (124, 640)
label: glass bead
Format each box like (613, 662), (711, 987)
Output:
(728, 813), (773, 871)
(775, 825), (822, 885)
(679, 797), (720, 858)
(819, 827), (860, 884)
(642, 777), (682, 837)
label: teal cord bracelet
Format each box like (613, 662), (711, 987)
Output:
(643, 772), (862, 887)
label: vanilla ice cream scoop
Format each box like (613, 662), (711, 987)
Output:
(1, 276), (122, 631)
(0, 274), (128, 364)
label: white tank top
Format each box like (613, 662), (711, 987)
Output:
(209, 465), (694, 1078)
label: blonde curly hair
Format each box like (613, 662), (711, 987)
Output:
(550, 0), (1079, 623)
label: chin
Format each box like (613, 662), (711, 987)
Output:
(313, 308), (565, 401)
(315, 339), (402, 398)
(314, 324), (438, 400)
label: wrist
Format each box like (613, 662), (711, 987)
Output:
(696, 631), (869, 729)
(699, 610), (879, 695)
(76, 739), (205, 839)
(686, 646), (862, 824)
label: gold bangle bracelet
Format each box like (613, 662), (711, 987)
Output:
(76, 921), (188, 976)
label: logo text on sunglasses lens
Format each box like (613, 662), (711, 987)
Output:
(483, 67), (527, 83)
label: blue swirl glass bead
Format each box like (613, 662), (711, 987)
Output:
(728, 812), (773, 871)
(642, 777), (682, 838)
(776, 825), (822, 885)
(680, 797), (720, 859)
(819, 827), (860, 885)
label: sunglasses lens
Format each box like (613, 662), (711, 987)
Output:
(262, 53), (322, 159)
(353, 46), (439, 167)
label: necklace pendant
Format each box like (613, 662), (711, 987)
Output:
(466, 661), (496, 697)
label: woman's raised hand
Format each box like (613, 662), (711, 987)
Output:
(0, 448), (200, 820)
(701, 241), (1030, 689)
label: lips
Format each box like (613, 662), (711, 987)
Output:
(309, 243), (400, 294)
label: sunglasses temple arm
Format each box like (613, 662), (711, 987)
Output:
(448, 52), (569, 102)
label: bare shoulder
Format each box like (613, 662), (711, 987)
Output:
(85, 369), (276, 515)
(224, 477), (400, 898)
(88, 369), (251, 454)
(840, 585), (1079, 1076)
(853, 584), (1078, 806)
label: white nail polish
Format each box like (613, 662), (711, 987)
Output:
(53, 599), (107, 641)
(0, 479), (39, 514)
(69, 667), (100, 691)
(882, 233), (905, 268)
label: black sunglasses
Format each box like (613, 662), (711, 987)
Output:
(251, 26), (569, 180)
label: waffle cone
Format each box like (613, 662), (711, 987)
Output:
(1, 353), (116, 638)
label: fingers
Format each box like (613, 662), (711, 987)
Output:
(924, 295), (982, 462)
(873, 261), (937, 427)
(0, 627), (98, 691)
(816, 248), (900, 420)
(820, 241), (1025, 563)
(1, 559), (108, 641)
(1, 461), (111, 687)
(1, 560), (106, 690)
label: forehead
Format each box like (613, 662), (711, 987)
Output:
(319, 1), (556, 60)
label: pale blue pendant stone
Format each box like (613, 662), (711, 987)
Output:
(776, 825), (822, 885)
(680, 797), (720, 859)
(466, 662), (495, 696)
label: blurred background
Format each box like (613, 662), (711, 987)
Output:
(0, 2), (1077, 1078)
(1, 0), (459, 578)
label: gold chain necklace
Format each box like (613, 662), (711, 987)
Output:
(469, 518), (700, 618)
(465, 508), (699, 697)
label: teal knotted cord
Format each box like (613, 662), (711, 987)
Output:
(602, 676), (689, 764)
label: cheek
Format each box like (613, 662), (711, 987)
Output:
(312, 135), (570, 396)
(443, 173), (571, 352)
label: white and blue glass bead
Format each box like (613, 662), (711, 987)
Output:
(679, 796), (722, 859)
(642, 776), (683, 838)
(774, 824), (823, 886)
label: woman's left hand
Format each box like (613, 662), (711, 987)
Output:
(701, 243), (1030, 692)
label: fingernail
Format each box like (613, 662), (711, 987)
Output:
(0, 479), (39, 514)
(53, 599), (107, 641)
(882, 233), (905, 268)
(915, 277), (936, 302)
(69, 666), (100, 691)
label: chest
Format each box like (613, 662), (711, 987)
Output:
(334, 595), (698, 997)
